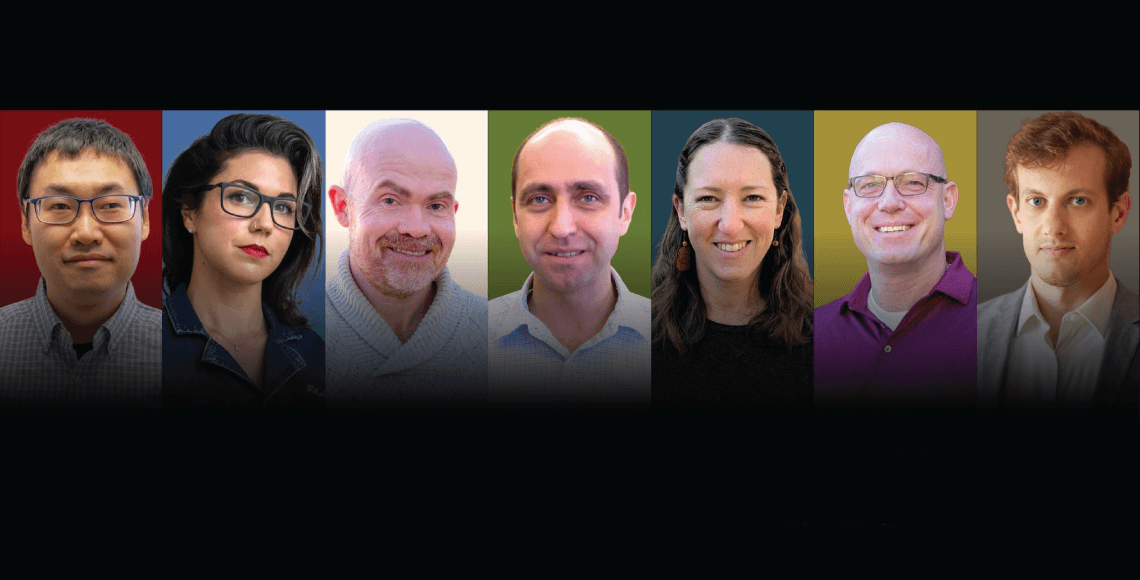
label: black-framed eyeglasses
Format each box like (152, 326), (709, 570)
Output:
(203, 182), (310, 231)
(24, 194), (143, 224)
(848, 172), (948, 198)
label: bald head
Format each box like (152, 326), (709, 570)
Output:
(342, 118), (457, 196)
(511, 117), (629, 205)
(849, 122), (947, 179)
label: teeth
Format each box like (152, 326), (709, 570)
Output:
(877, 225), (911, 233)
(716, 242), (747, 252)
(392, 248), (427, 256)
(552, 251), (582, 257)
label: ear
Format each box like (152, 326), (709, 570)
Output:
(21, 207), (32, 246)
(1006, 192), (1024, 234)
(942, 180), (959, 220)
(775, 191), (788, 228)
(1111, 191), (1131, 234)
(511, 195), (519, 239)
(673, 194), (687, 231)
(329, 185), (351, 227)
(140, 199), (150, 242)
(842, 188), (855, 227)
(181, 201), (197, 233)
(453, 201), (459, 215)
(618, 191), (637, 236)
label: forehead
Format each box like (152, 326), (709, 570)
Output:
(1015, 142), (1107, 194)
(351, 127), (457, 195)
(686, 141), (773, 186)
(850, 126), (943, 177)
(518, 124), (617, 189)
(30, 149), (137, 192)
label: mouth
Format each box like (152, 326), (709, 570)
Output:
(546, 250), (585, 258)
(875, 225), (912, 233)
(1040, 245), (1075, 256)
(240, 245), (268, 258)
(390, 248), (430, 257)
(65, 253), (111, 265)
(714, 241), (750, 253)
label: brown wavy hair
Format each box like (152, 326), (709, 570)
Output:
(651, 118), (813, 354)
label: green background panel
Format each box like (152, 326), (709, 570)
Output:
(487, 110), (652, 299)
(813, 111), (978, 307)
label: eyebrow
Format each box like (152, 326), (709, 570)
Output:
(694, 184), (772, 194)
(520, 180), (609, 198)
(1021, 186), (1095, 197)
(231, 180), (297, 199)
(374, 179), (454, 202)
(43, 182), (127, 196)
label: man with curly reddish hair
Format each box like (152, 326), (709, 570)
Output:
(978, 111), (1136, 409)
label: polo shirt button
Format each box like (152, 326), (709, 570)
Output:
(884, 345), (892, 353)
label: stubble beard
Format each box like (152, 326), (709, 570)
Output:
(353, 230), (445, 300)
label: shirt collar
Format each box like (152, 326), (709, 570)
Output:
(164, 283), (301, 343)
(31, 277), (143, 350)
(1018, 273), (1117, 338)
(840, 251), (973, 315)
(497, 267), (650, 342)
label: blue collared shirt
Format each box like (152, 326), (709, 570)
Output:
(488, 268), (651, 407)
(162, 284), (324, 407)
(0, 278), (161, 407)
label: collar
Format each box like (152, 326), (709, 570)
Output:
(840, 251), (973, 316)
(30, 277), (143, 354)
(1017, 273), (1117, 338)
(164, 283), (301, 344)
(492, 267), (651, 343)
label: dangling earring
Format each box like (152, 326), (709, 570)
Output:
(676, 231), (692, 272)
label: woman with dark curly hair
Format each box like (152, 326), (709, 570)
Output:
(652, 118), (813, 407)
(161, 113), (324, 407)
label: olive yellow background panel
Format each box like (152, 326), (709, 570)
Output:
(813, 111), (978, 307)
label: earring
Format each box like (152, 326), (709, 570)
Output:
(676, 232), (692, 272)
(771, 239), (779, 247)
(188, 227), (195, 234)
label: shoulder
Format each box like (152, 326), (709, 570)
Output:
(488, 290), (526, 339)
(0, 298), (35, 325)
(447, 283), (489, 316)
(978, 287), (1023, 321)
(813, 295), (847, 320)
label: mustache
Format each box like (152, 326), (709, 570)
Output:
(379, 233), (442, 253)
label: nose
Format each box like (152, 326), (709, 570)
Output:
(876, 179), (906, 212)
(70, 202), (105, 246)
(397, 205), (431, 238)
(1042, 201), (1067, 237)
(717, 197), (743, 235)
(548, 199), (577, 239)
(249, 201), (276, 233)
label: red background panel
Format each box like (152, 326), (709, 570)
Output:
(0, 110), (163, 309)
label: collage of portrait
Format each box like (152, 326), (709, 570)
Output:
(0, 110), (1135, 409)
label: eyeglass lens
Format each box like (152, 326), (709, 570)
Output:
(853, 173), (932, 197)
(220, 184), (299, 229)
(34, 195), (137, 224)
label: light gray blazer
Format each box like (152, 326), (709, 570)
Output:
(977, 279), (1139, 409)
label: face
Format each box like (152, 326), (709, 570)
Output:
(1008, 143), (1130, 290)
(843, 128), (957, 271)
(331, 127), (458, 299)
(675, 141), (785, 289)
(182, 151), (296, 287)
(513, 123), (635, 296)
(22, 149), (150, 305)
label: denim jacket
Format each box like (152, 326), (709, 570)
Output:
(162, 284), (324, 407)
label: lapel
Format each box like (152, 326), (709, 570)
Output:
(1096, 280), (1140, 406)
(977, 283), (1025, 408)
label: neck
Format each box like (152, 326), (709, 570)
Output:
(698, 271), (762, 326)
(1030, 268), (1110, 329)
(45, 282), (127, 344)
(867, 250), (949, 313)
(350, 257), (436, 344)
(187, 273), (265, 338)
(529, 271), (618, 352)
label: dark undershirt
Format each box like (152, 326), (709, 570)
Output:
(73, 342), (94, 360)
(652, 320), (813, 407)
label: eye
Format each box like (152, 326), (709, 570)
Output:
(429, 202), (448, 211)
(581, 194), (599, 203)
(1072, 197), (1088, 206)
(226, 191), (253, 205)
(272, 201), (296, 215)
(745, 194), (765, 202)
(695, 195), (717, 203)
(527, 195), (551, 205)
(1026, 197), (1044, 207)
(380, 197), (398, 206)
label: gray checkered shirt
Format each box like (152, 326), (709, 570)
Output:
(488, 268), (651, 407)
(0, 278), (161, 407)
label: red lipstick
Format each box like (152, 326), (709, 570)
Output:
(241, 245), (268, 258)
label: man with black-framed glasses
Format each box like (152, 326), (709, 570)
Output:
(0, 118), (161, 407)
(815, 122), (977, 407)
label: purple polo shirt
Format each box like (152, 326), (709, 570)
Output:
(814, 252), (977, 408)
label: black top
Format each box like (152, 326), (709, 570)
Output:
(652, 320), (812, 407)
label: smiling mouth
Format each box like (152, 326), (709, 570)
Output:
(715, 242), (750, 252)
(390, 247), (431, 257)
(547, 251), (584, 257)
(876, 225), (912, 233)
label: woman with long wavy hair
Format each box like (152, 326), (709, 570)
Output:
(161, 113), (324, 407)
(652, 118), (813, 406)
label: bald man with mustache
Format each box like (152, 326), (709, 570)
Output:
(325, 119), (487, 406)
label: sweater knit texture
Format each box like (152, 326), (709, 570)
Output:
(326, 249), (487, 406)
